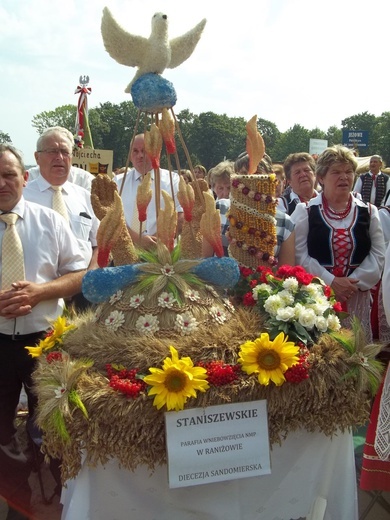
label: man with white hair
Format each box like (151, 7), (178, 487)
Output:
(24, 126), (99, 309)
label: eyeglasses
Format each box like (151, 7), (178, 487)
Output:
(37, 148), (71, 157)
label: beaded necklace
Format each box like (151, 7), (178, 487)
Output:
(322, 194), (352, 220)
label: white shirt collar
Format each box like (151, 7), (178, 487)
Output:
(36, 174), (71, 193)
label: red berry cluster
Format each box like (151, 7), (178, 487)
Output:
(284, 346), (311, 384)
(106, 364), (146, 398)
(199, 360), (241, 386)
(46, 351), (63, 363)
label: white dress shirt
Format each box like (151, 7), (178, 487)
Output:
(24, 175), (99, 265)
(28, 165), (95, 191)
(114, 168), (182, 236)
(0, 197), (87, 335)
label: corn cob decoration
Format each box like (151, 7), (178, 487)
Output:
(177, 175), (195, 222)
(136, 171), (152, 225)
(144, 123), (163, 170)
(160, 108), (176, 154)
(157, 190), (177, 252)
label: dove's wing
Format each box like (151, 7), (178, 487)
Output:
(101, 7), (148, 67)
(168, 18), (206, 69)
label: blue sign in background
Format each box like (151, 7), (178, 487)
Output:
(342, 130), (369, 148)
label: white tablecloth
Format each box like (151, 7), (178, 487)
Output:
(61, 429), (358, 520)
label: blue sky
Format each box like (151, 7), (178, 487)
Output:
(1, 0), (389, 165)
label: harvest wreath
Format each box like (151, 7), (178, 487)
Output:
(31, 291), (382, 482)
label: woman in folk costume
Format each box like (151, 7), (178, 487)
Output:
(291, 145), (385, 341)
(371, 205), (390, 345)
(360, 242), (390, 492)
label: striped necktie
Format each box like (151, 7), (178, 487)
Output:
(0, 213), (25, 290)
(51, 185), (69, 223)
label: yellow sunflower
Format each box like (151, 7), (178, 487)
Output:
(25, 339), (45, 358)
(45, 316), (76, 349)
(25, 316), (75, 358)
(238, 332), (299, 386)
(144, 346), (209, 411)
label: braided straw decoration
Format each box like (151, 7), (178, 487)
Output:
(228, 174), (278, 269)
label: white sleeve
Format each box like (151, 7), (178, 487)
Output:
(350, 205), (385, 290)
(291, 203), (335, 285)
(171, 172), (183, 212)
(354, 176), (362, 193)
(383, 243), (390, 326)
(277, 197), (288, 213)
(379, 209), (390, 248)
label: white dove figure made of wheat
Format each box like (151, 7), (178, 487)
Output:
(101, 8), (207, 93)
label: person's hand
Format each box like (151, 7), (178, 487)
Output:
(331, 277), (359, 303)
(0, 283), (34, 319)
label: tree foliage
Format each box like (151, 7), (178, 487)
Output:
(271, 124), (311, 162)
(29, 103), (390, 169)
(0, 131), (11, 144)
(32, 105), (77, 135)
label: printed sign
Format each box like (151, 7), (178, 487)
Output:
(342, 130), (369, 149)
(72, 149), (113, 176)
(309, 138), (328, 155)
(165, 400), (270, 488)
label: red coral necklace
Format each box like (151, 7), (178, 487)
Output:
(322, 194), (352, 220)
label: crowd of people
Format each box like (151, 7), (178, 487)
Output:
(1, 128), (390, 518)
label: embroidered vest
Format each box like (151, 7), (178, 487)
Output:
(383, 188), (390, 207)
(281, 194), (298, 215)
(360, 172), (389, 206)
(307, 204), (371, 274)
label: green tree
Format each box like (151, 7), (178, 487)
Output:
(373, 112), (390, 166)
(188, 112), (246, 170)
(0, 131), (11, 143)
(271, 124), (311, 162)
(257, 118), (280, 158)
(31, 105), (77, 135)
(89, 101), (138, 168)
(326, 125), (342, 146)
(309, 127), (327, 140)
(171, 109), (197, 170)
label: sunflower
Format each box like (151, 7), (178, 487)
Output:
(144, 346), (209, 411)
(25, 339), (45, 358)
(25, 316), (76, 358)
(45, 316), (76, 348)
(238, 332), (299, 386)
